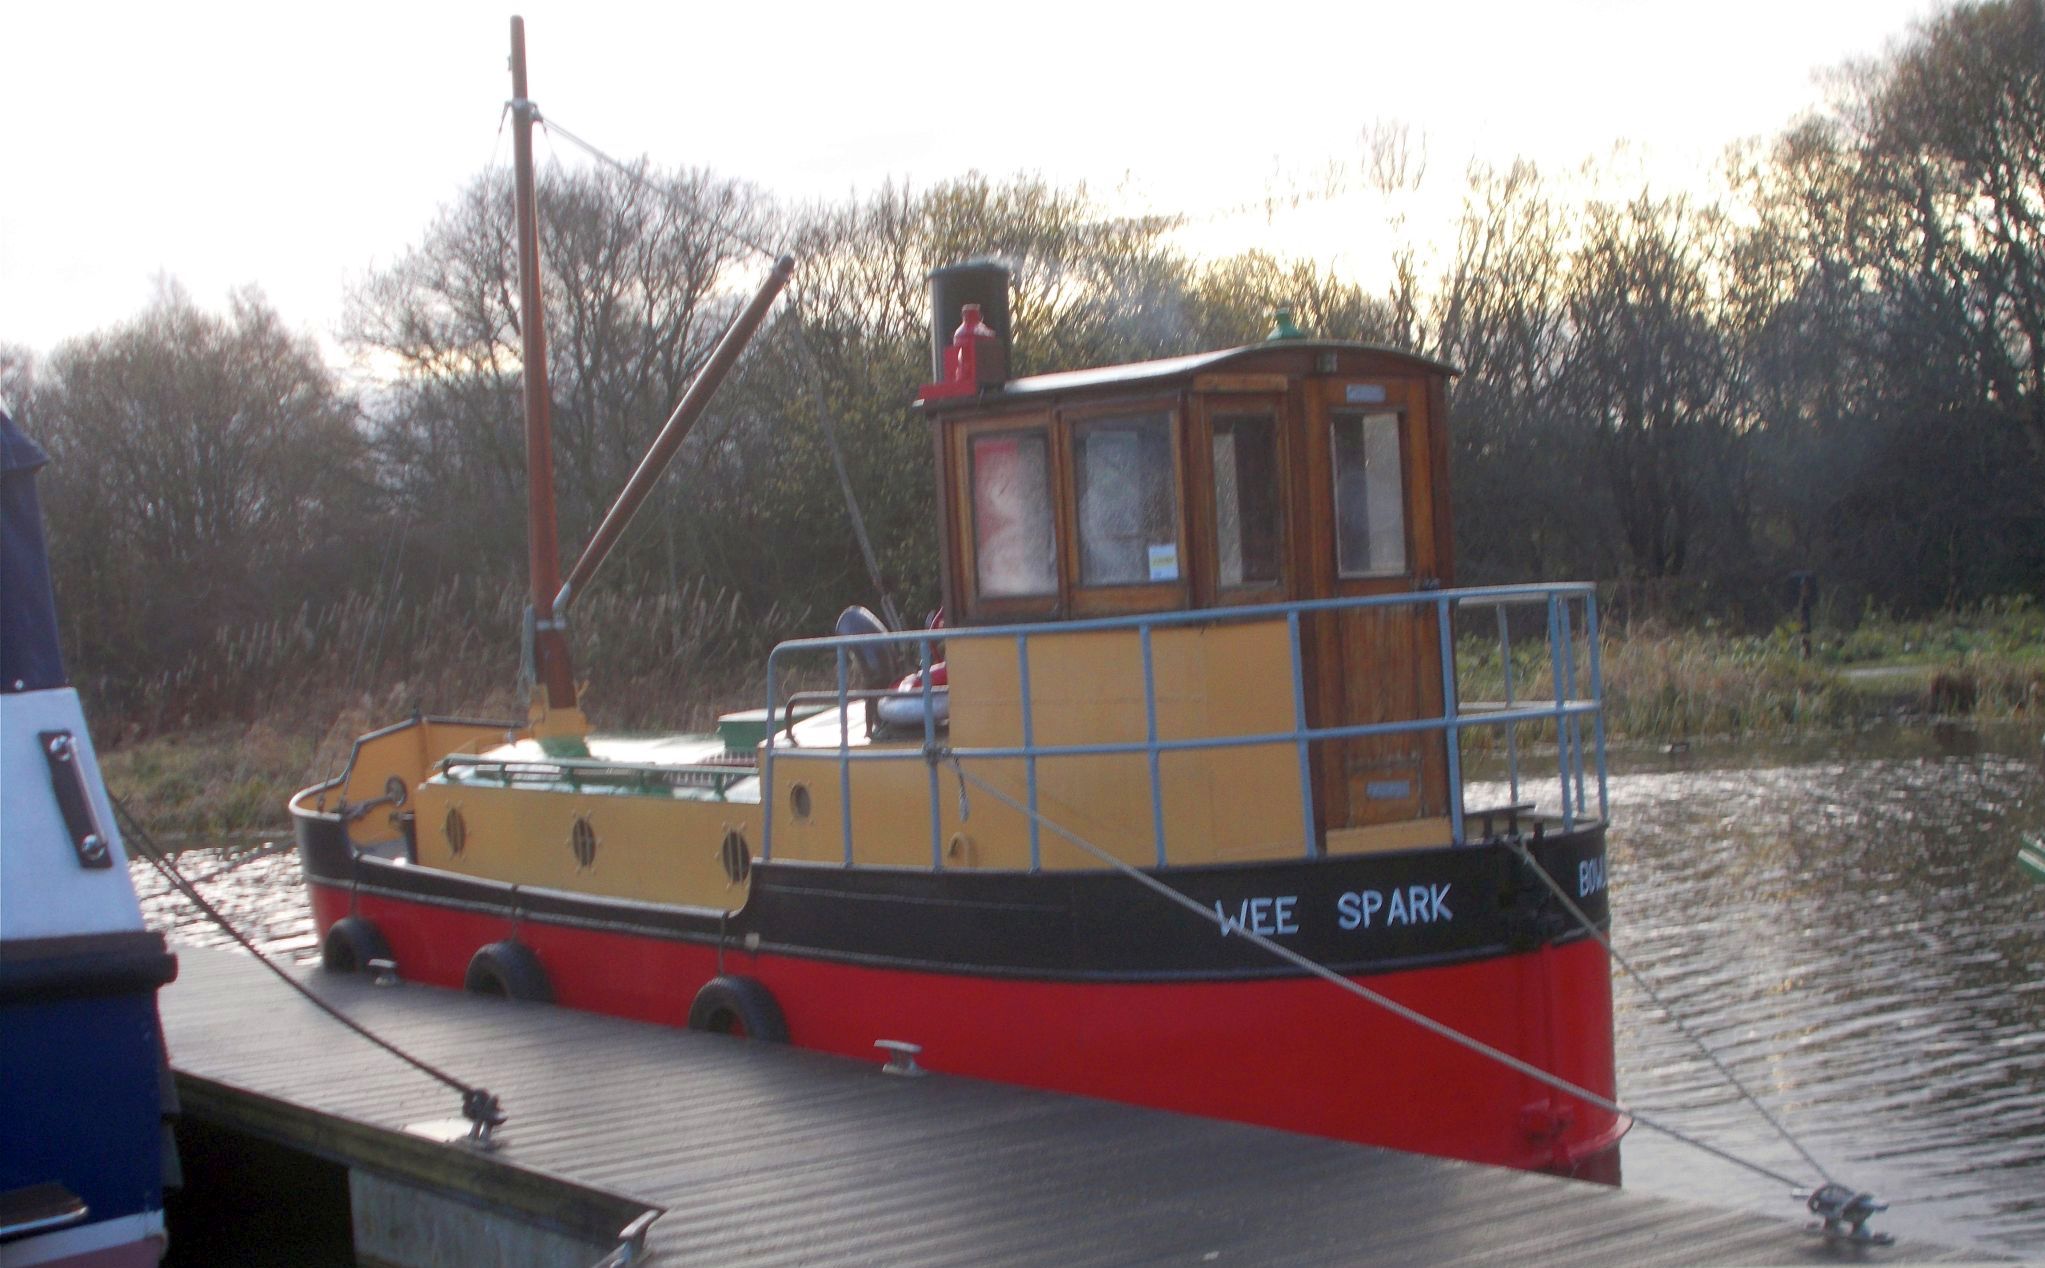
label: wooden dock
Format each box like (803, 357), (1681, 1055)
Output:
(160, 947), (1972, 1266)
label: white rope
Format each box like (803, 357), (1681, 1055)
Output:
(1500, 834), (1838, 1186)
(537, 114), (785, 263)
(944, 755), (1813, 1192)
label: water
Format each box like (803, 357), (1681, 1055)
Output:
(1561, 724), (2045, 1257)
(141, 724), (2045, 1257)
(136, 843), (317, 962)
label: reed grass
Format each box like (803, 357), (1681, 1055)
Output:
(96, 593), (2038, 839)
(1457, 599), (2041, 750)
(92, 579), (798, 839)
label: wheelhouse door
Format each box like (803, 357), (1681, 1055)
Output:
(1189, 392), (1291, 608)
(1303, 377), (1450, 837)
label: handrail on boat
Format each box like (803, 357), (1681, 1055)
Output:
(760, 583), (1607, 871)
(778, 688), (950, 746)
(438, 751), (755, 794)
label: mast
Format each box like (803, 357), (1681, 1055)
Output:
(508, 16), (578, 718)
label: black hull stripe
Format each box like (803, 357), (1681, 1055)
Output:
(300, 812), (1609, 984)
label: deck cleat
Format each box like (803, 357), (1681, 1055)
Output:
(1800, 1184), (1893, 1246)
(461, 1087), (508, 1150)
(875, 1040), (925, 1077)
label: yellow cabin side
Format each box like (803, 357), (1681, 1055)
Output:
(770, 619), (1305, 872)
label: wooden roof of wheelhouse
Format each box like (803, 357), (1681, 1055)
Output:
(913, 273), (1461, 630)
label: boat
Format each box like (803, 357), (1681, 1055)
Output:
(293, 17), (1623, 1182)
(0, 408), (178, 1266)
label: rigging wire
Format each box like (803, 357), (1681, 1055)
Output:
(479, 100), (511, 192)
(942, 755), (1816, 1194)
(113, 797), (505, 1135)
(785, 302), (906, 634)
(515, 108), (796, 599)
(537, 113), (785, 263)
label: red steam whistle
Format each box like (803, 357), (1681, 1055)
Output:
(918, 303), (1006, 400)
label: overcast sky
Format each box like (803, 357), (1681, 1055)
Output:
(0, 0), (1941, 360)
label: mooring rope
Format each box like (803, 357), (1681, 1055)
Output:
(114, 797), (506, 1136)
(1497, 834), (1839, 1187)
(942, 755), (1817, 1193)
(131, 838), (296, 904)
(172, 837), (300, 890)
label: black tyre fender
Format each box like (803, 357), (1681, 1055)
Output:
(464, 940), (553, 1003)
(320, 916), (391, 975)
(687, 974), (788, 1042)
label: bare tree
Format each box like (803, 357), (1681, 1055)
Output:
(1557, 194), (1740, 585)
(345, 161), (772, 591)
(707, 174), (1196, 621)
(0, 344), (34, 420)
(1727, 0), (2045, 608)
(1186, 251), (1398, 348)
(1858, 0), (2045, 460)
(32, 284), (371, 708)
(1420, 162), (1589, 582)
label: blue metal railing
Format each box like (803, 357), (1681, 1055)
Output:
(760, 583), (1606, 870)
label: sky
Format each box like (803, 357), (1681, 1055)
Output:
(0, 0), (1945, 362)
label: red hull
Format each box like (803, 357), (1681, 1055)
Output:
(310, 882), (1622, 1176)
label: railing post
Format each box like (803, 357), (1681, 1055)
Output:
(1584, 592), (1610, 823)
(1497, 603), (1521, 805)
(1437, 596), (1465, 845)
(1546, 592), (1576, 831)
(1141, 624), (1167, 869)
(1017, 633), (1041, 873)
(761, 654), (779, 861)
(922, 639), (943, 870)
(836, 646), (853, 867)
(1559, 598), (1587, 815)
(1287, 610), (1317, 858)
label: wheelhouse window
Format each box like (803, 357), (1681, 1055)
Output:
(969, 430), (1057, 597)
(1211, 412), (1281, 588)
(1074, 412), (1179, 586)
(1332, 410), (1406, 577)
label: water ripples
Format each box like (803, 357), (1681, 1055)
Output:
(1539, 726), (2045, 1256)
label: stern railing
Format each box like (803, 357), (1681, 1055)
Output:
(761, 582), (1606, 870)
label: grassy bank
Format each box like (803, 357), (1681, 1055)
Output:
(1457, 598), (2041, 746)
(98, 600), (2040, 841)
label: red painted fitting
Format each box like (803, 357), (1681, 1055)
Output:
(918, 304), (1000, 400)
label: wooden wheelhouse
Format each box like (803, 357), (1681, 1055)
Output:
(921, 301), (1462, 851)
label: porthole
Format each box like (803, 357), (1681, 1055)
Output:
(719, 828), (751, 886)
(570, 815), (597, 870)
(444, 806), (467, 857)
(788, 782), (812, 821)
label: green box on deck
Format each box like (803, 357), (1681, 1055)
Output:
(717, 706), (826, 753)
